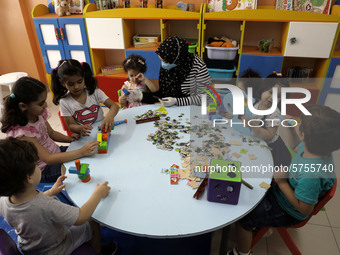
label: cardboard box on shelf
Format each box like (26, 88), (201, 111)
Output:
(101, 65), (124, 76)
(133, 34), (161, 44)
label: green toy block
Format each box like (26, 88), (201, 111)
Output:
(80, 163), (89, 174)
(99, 141), (107, 150)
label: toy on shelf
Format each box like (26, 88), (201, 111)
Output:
(207, 159), (242, 205)
(258, 39), (274, 53)
(55, 0), (72, 16)
(69, 159), (91, 182)
(155, 0), (163, 8)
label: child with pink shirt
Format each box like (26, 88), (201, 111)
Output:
(0, 77), (99, 183)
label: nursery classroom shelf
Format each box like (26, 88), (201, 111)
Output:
(241, 46), (283, 56)
(84, 4), (200, 20)
(203, 9), (340, 22)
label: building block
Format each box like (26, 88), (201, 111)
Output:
(75, 159), (81, 170)
(207, 159), (241, 205)
(68, 160), (91, 182)
(102, 133), (108, 141)
(97, 133), (102, 143)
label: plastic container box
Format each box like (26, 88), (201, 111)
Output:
(205, 44), (239, 60)
(208, 66), (236, 81)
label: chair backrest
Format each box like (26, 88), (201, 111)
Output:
(0, 229), (20, 255)
(58, 110), (72, 137)
(293, 179), (337, 228)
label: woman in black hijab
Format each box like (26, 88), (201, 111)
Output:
(119, 36), (212, 107)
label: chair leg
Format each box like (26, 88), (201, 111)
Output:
(251, 227), (270, 248)
(277, 228), (301, 255)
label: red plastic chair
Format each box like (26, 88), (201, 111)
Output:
(58, 110), (72, 137)
(251, 179), (337, 255)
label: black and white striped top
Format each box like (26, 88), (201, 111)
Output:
(176, 55), (212, 106)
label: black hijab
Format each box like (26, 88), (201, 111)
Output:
(156, 36), (195, 98)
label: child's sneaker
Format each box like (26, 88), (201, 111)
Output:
(99, 241), (118, 255)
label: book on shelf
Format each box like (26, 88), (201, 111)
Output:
(207, 0), (257, 12)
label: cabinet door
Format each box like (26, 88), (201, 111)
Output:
(284, 22), (338, 58)
(33, 18), (66, 73)
(239, 55), (283, 78)
(318, 57), (340, 109)
(86, 18), (124, 49)
(126, 50), (161, 79)
(58, 18), (92, 70)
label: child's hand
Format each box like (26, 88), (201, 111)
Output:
(49, 175), (67, 196)
(135, 73), (145, 83)
(81, 124), (93, 136)
(101, 117), (114, 133)
(222, 110), (233, 119)
(69, 133), (80, 142)
(81, 141), (100, 156)
(94, 181), (111, 199)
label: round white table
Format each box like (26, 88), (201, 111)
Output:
(64, 105), (273, 240)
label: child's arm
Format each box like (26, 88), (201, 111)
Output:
(45, 175), (67, 196)
(281, 117), (300, 152)
(19, 136), (100, 165)
(63, 116), (93, 137)
(274, 177), (314, 215)
(75, 181), (110, 225)
(136, 73), (159, 92)
(101, 99), (119, 132)
(46, 121), (79, 142)
(242, 117), (278, 142)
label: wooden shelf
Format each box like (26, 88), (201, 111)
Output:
(204, 9), (339, 22)
(241, 46), (283, 56)
(332, 50), (340, 58)
(126, 46), (159, 51)
(85, 6), (200, 20)
(96, 73), (127, 78)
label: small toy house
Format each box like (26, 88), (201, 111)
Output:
(207, 159), (241, 205)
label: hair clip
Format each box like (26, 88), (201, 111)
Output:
(59, 60), (67, 68)
(10, 93), (16, 99)
(80, 62), (83, 66)
(54, 67), (58, 71)
(138, 59), (145, 65)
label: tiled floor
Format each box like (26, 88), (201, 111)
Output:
(1, 88), (340, 255)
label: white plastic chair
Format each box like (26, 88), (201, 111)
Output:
(0, 72), (28, 118)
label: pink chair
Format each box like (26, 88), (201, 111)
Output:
(251, 179), (337, 255)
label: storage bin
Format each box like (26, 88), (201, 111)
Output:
(205, 44), (239, 60)
(208, 66), (236, 81)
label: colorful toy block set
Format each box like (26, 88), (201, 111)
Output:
(69, 159), (91, 183)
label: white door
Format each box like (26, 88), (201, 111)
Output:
(86, 18), (125, 49)
(284, 22), (338, 58)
